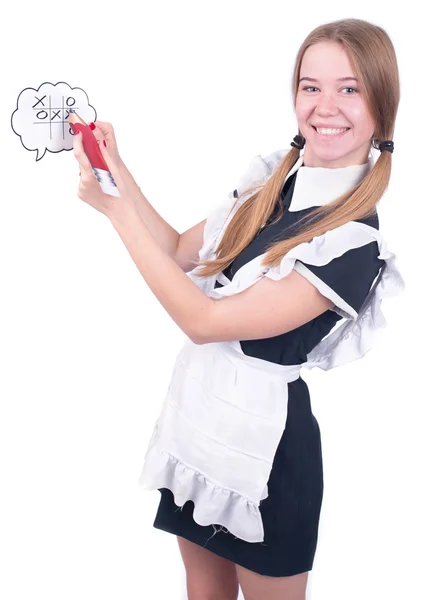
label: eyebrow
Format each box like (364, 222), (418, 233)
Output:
(299, 77), (358, 83)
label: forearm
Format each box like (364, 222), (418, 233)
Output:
(108, 203), (212, 344)
(118, 161), (180, 258)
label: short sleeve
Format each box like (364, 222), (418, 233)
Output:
(186, 153), (279, 284)
(208, 219), (404, 371)
(185, 155), (274, 294)
(294, 240), (386, 320)
(189, 150), (288, 273)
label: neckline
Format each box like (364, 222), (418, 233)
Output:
(285, 154), (374, 212)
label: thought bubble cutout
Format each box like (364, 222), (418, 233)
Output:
(11, 81), (97, 161)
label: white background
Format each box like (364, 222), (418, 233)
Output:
(1, 1), (429, 599)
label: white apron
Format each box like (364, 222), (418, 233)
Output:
(138, 150), (405, 543)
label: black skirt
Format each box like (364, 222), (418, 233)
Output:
(152, 376), (324, 577)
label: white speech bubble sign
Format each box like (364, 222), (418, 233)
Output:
(11, 81), (97, 161)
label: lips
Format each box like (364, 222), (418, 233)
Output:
(311, 125), (351, 138)
(312, 125), (350, 132)
(312, 125), (350, 129)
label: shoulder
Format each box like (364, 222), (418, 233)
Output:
(261, 148), (290, 171)
(230, 148), (290, 203)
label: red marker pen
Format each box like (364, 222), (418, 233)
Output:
(68, 112), (120, 197)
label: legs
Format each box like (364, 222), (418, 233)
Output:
(177, 536), (309, 600)
(177, 536), (239, 600)
(236, 564), (308, 600)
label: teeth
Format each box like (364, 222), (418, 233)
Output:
(316, 127), (349, 135)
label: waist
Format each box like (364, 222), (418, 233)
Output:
(192, 338), (303, 384)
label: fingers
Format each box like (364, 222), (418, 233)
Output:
(94, 121), (115, 138)
(89, 122), (105, 144)
(93, 121), (118, 147)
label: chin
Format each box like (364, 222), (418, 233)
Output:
(305, 144), (363, 166)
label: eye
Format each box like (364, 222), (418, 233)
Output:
(301, 86), (359, 94)
(342, 87), (359, 94)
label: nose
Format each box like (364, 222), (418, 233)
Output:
(315, 92), (340, 116)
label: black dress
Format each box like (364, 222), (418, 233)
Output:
(152, 169), (385, 577)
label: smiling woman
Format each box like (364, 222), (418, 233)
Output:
(81, 17), (404, 600)
(135, 19), (404, 600)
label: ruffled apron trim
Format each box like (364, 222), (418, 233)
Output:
(139, 338), (302, 543)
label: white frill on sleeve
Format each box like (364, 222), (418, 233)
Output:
(186, 152), (288, 295)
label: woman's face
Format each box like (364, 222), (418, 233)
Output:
(295, 41), (375, 168)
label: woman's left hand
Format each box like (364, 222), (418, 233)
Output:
(72, 130), (135, 220)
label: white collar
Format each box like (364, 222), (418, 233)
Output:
(283, 154), (374, 212)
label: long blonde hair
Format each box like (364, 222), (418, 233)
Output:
(193, 18), (400, 279)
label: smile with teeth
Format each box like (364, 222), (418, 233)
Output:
(313, 126), (350, 136)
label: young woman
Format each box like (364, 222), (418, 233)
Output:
(73, 17), (404, 600)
